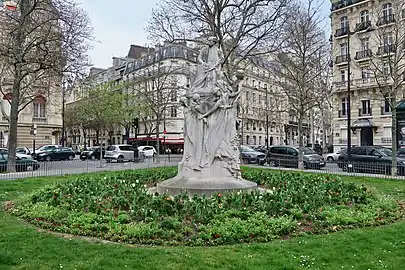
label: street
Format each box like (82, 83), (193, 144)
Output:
(2, 155), (405, 181)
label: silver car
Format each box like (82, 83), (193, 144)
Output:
(104, 145), (134, 163)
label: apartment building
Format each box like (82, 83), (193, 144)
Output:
(66, 41), (312, 151)
(330, 0), (405, 152)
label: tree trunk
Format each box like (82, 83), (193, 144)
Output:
(155, 116), (160, 163)
(7, 77), (21, 172)
(298, 113), (304, 169)
(391, 107), (398, 176)
(96, 130), (100, 145)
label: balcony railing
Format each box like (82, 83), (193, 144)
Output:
(381, 137), (392, 143)
(381, 107), (391, 115)
(354, 50), (372, 60)
(377, 44), (396, 55)
(335, 54), (349, 64)
(377, 14), (395, 26)
(355, 21), (372, 32)
(331, 0), (367, 12)
(358, 108), (372, 117)
(334, 27), (349, 37)
(338, 110), (347, 118)
(32, 117), (47, 123)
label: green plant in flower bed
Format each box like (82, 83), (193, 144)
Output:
(8, 167), (403, 246)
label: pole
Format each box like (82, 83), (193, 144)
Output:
(347, 29), (352, 161)
(61, 83), (66, 147)
(266, 86), (269, 150)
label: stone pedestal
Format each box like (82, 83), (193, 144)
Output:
(156, 160), (257, 196)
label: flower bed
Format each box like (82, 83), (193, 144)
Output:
(7, 167), (404, 246)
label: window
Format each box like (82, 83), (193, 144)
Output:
(383, 62), (391, 75)
(383, 33), (393, 45)
(340, 16), (348, 29)
(340, 43), (348, 55)
(382, 3), (393, 17)
(360, 37), (369, 51)
(33, 102), (45, 118)
(341, 98), (348, 116)
(245, 92), (249, 101)
(383, 98), (393, 113)
(252, 80), (256, 87)
(351, 147), (367, 155)
(252, 93), (256, 103)
(361, 67), (372, 78)
(360, 10), (370, 23)
(170, 107), (177, 117)
(118, 146), (133, 151)
(361, 100), (371, 115)
(171, 90), (177, 101)
(340, 70), (347, 81)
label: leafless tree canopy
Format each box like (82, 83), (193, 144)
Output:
(0, 0), (92, 171)
(147, 0), (292, 81)
(271, 0), (329, 166)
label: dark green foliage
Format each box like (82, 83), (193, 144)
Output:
(9, 167), (403, 246)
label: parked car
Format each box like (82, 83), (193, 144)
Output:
(16, 147), (31, 155)
(325, 149), (346, 162)
(105, 145), (135, 163)
(35, 145), (62, 154)
(240, 145), (266, 165)
(0, 153), (40, 172)
(33, 147), (75, 161)
(138, 145), (157, 158)
(397, 148), (405, 158)
(266, 145), (325, 169)
(80, 146), (105, 160)
(0, 148), (32, 159)
(251, 145), (267, 153)
(337, 146), (405, 175)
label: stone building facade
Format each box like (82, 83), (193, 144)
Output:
(330, 0), (405, 152)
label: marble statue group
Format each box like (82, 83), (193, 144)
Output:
(157, 36), (257, 196)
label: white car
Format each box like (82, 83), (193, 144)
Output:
(325, 150), (345, 162)
(105, 145), (135, 162)
(138, 146), (157, 158)
(0, 148), (32, 159)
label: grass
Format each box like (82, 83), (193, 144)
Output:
(1, 168), (405, 269)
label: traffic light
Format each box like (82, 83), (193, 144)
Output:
(30, 124), (37, 136)
(132, 118), (139, 130)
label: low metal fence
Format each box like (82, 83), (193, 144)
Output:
(0, 155), (183, 181)
(251, 157), (405, 180)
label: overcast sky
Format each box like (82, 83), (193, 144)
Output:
(80, 0), (331, 69)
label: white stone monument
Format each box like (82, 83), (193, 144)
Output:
(156, 37), (257, 196)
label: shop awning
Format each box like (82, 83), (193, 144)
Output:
(351, 119), (376, 130)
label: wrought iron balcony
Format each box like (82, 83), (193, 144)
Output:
(335, 54), (349, 64)
(377, 44), (396, 55)
(381, 106), (391, 115)
(334, 27), (349, 37)
(354, 49), (372, 60)
(358, 108), (372, 117)
(377, 14), (395, 26)
(355, 21), (372, 32)
(381, 137), (392, 143)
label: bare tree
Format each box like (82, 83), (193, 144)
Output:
(147, 0), (292, 86)
(365, 1), (405, 175)
(271, 0), (329, 168)
(0, 0), (92, 171)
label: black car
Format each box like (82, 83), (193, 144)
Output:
(338, 146), (405, 175)
(240, 145), (266, 165)
(0, 153), (40, 172)
(34, 147), (75, 161)
(266, 145), (325, 169)
(80, 147), (105, 160)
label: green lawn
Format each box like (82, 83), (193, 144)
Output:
(1, 169), (405, 270)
